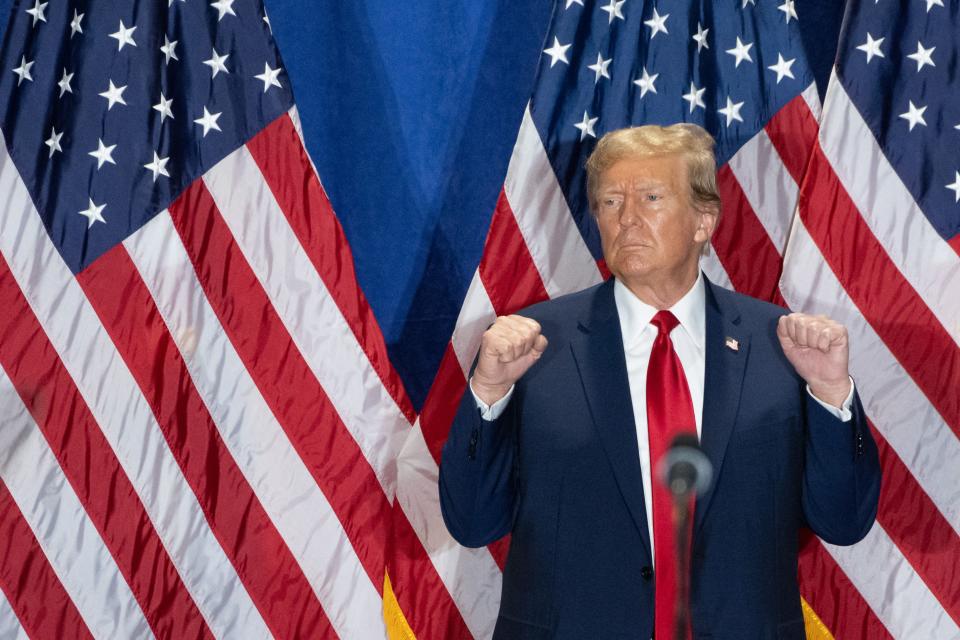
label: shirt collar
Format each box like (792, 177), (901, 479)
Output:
(614, 270), (706, 351)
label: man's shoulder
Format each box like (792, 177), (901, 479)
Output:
(708, 280), (788, 327)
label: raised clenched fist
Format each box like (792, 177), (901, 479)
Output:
(470, 315), (548, 406)
(776, 312), (852, 408)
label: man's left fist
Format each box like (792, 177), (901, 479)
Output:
(776, 313), (852, 409)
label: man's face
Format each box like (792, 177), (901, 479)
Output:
(594, 153), (715, 288)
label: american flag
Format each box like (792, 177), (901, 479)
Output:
(0, 0), (417, 638)
(781, 0), (960, 637)
(1, 0), (957, 639)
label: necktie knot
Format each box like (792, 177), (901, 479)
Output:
(651, 309), (680, 336)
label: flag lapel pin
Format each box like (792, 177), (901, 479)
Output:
(725, 336), (739, 352)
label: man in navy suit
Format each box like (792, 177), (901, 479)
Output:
(439, 123), (880, 639)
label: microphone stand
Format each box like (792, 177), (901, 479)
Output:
(660, 434), (710, 640)
(672, 491), (693, 640)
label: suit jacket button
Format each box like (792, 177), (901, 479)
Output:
(468, 431), (478, 459)
(640, 566), (653, 581)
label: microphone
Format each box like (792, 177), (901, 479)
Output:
(659, 433), (712, 498)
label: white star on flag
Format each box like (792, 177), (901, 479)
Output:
(160, 36), (179, 64)
(543, 37), (571, 67)
(153, 93), (174, 122)
(25, 0), (47, 26)
(644, 9), (669, 39)
(726, 37), (754, 67)
(57, 68), (74, 97)
(565, 0), (584, 8)
(144, 152), (171, 182)
(600, 0), (625, 24)
(211, 0), (237, 21)
(77, 198), (106, 228)
(194, 107), (223, 137)
(99, 80), (128, 110)
(69, 9), (83, 37)
(718, 96), (745, 126)
(857, 33), (885, 63)
(898, 100), (927, 131)
(682, 81), (706, 113)
(742, 0), (756, 7)
(88, 139), (117, 169)
(947, 171), (960, 203)
(924, 0), (944, 12)
(109, 20), (137, 51)
(254, 63), (283, 92)
(692, 23), (709, 52)
(767, 54), (796, 83)
(634, 67), (658, 97)
(778, 0), (798, 24)
(573, 111), (598, 141)
(204, 48), (230, 78)
(12, 55), (33, 85)
(44, 127), (63, 157)
(906, 41), (935, 71)
(588, 53), (612, 83)
(262, 8), (272, 33)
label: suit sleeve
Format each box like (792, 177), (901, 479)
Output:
(438, 385), (519, 548)
(801, 387), (881, 545)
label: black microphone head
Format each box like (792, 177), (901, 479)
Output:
(657, 433), (713, 497)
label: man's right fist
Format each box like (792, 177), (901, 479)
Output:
(471, 315), (548, 406)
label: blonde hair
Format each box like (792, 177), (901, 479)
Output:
(585, 123), (721, 217)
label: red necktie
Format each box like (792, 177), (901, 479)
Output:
(647, 310), (696, 640)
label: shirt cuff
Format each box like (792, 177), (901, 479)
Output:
(806, 377), (855, 422)
(470, 380), (515, 421)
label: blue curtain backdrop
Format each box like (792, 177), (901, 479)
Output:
(0, 0), (843, 411)
(266, 1), (553, 409)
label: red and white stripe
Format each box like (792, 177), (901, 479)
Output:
(1, 131), (246, 639)
(202, 147), (411, 493)
(0, 369), (148, 638)
(0, 378), (130, 640)
(780, 71), (960, 636)
(816, 78), (960, 333)
(124, 209), (380, 638)
(0, 106), (452, 638)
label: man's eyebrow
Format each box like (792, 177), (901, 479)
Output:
(603, 177), (666, 184)
(601, 181), (668, 190)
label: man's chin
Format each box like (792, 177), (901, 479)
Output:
(608, 259), (653, 281)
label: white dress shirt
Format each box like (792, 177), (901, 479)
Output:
(615, 273), (706, 558)
(472, 273), (854, 562)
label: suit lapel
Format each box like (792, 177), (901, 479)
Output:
(695, 279), (750, 534)
(569, 281), (653, 559)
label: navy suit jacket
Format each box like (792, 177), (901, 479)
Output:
(439, 277), (881, 640)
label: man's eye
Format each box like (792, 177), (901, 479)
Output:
(646, 194), (661, 202)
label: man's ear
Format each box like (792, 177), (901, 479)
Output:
(694, 206), (719, 244)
